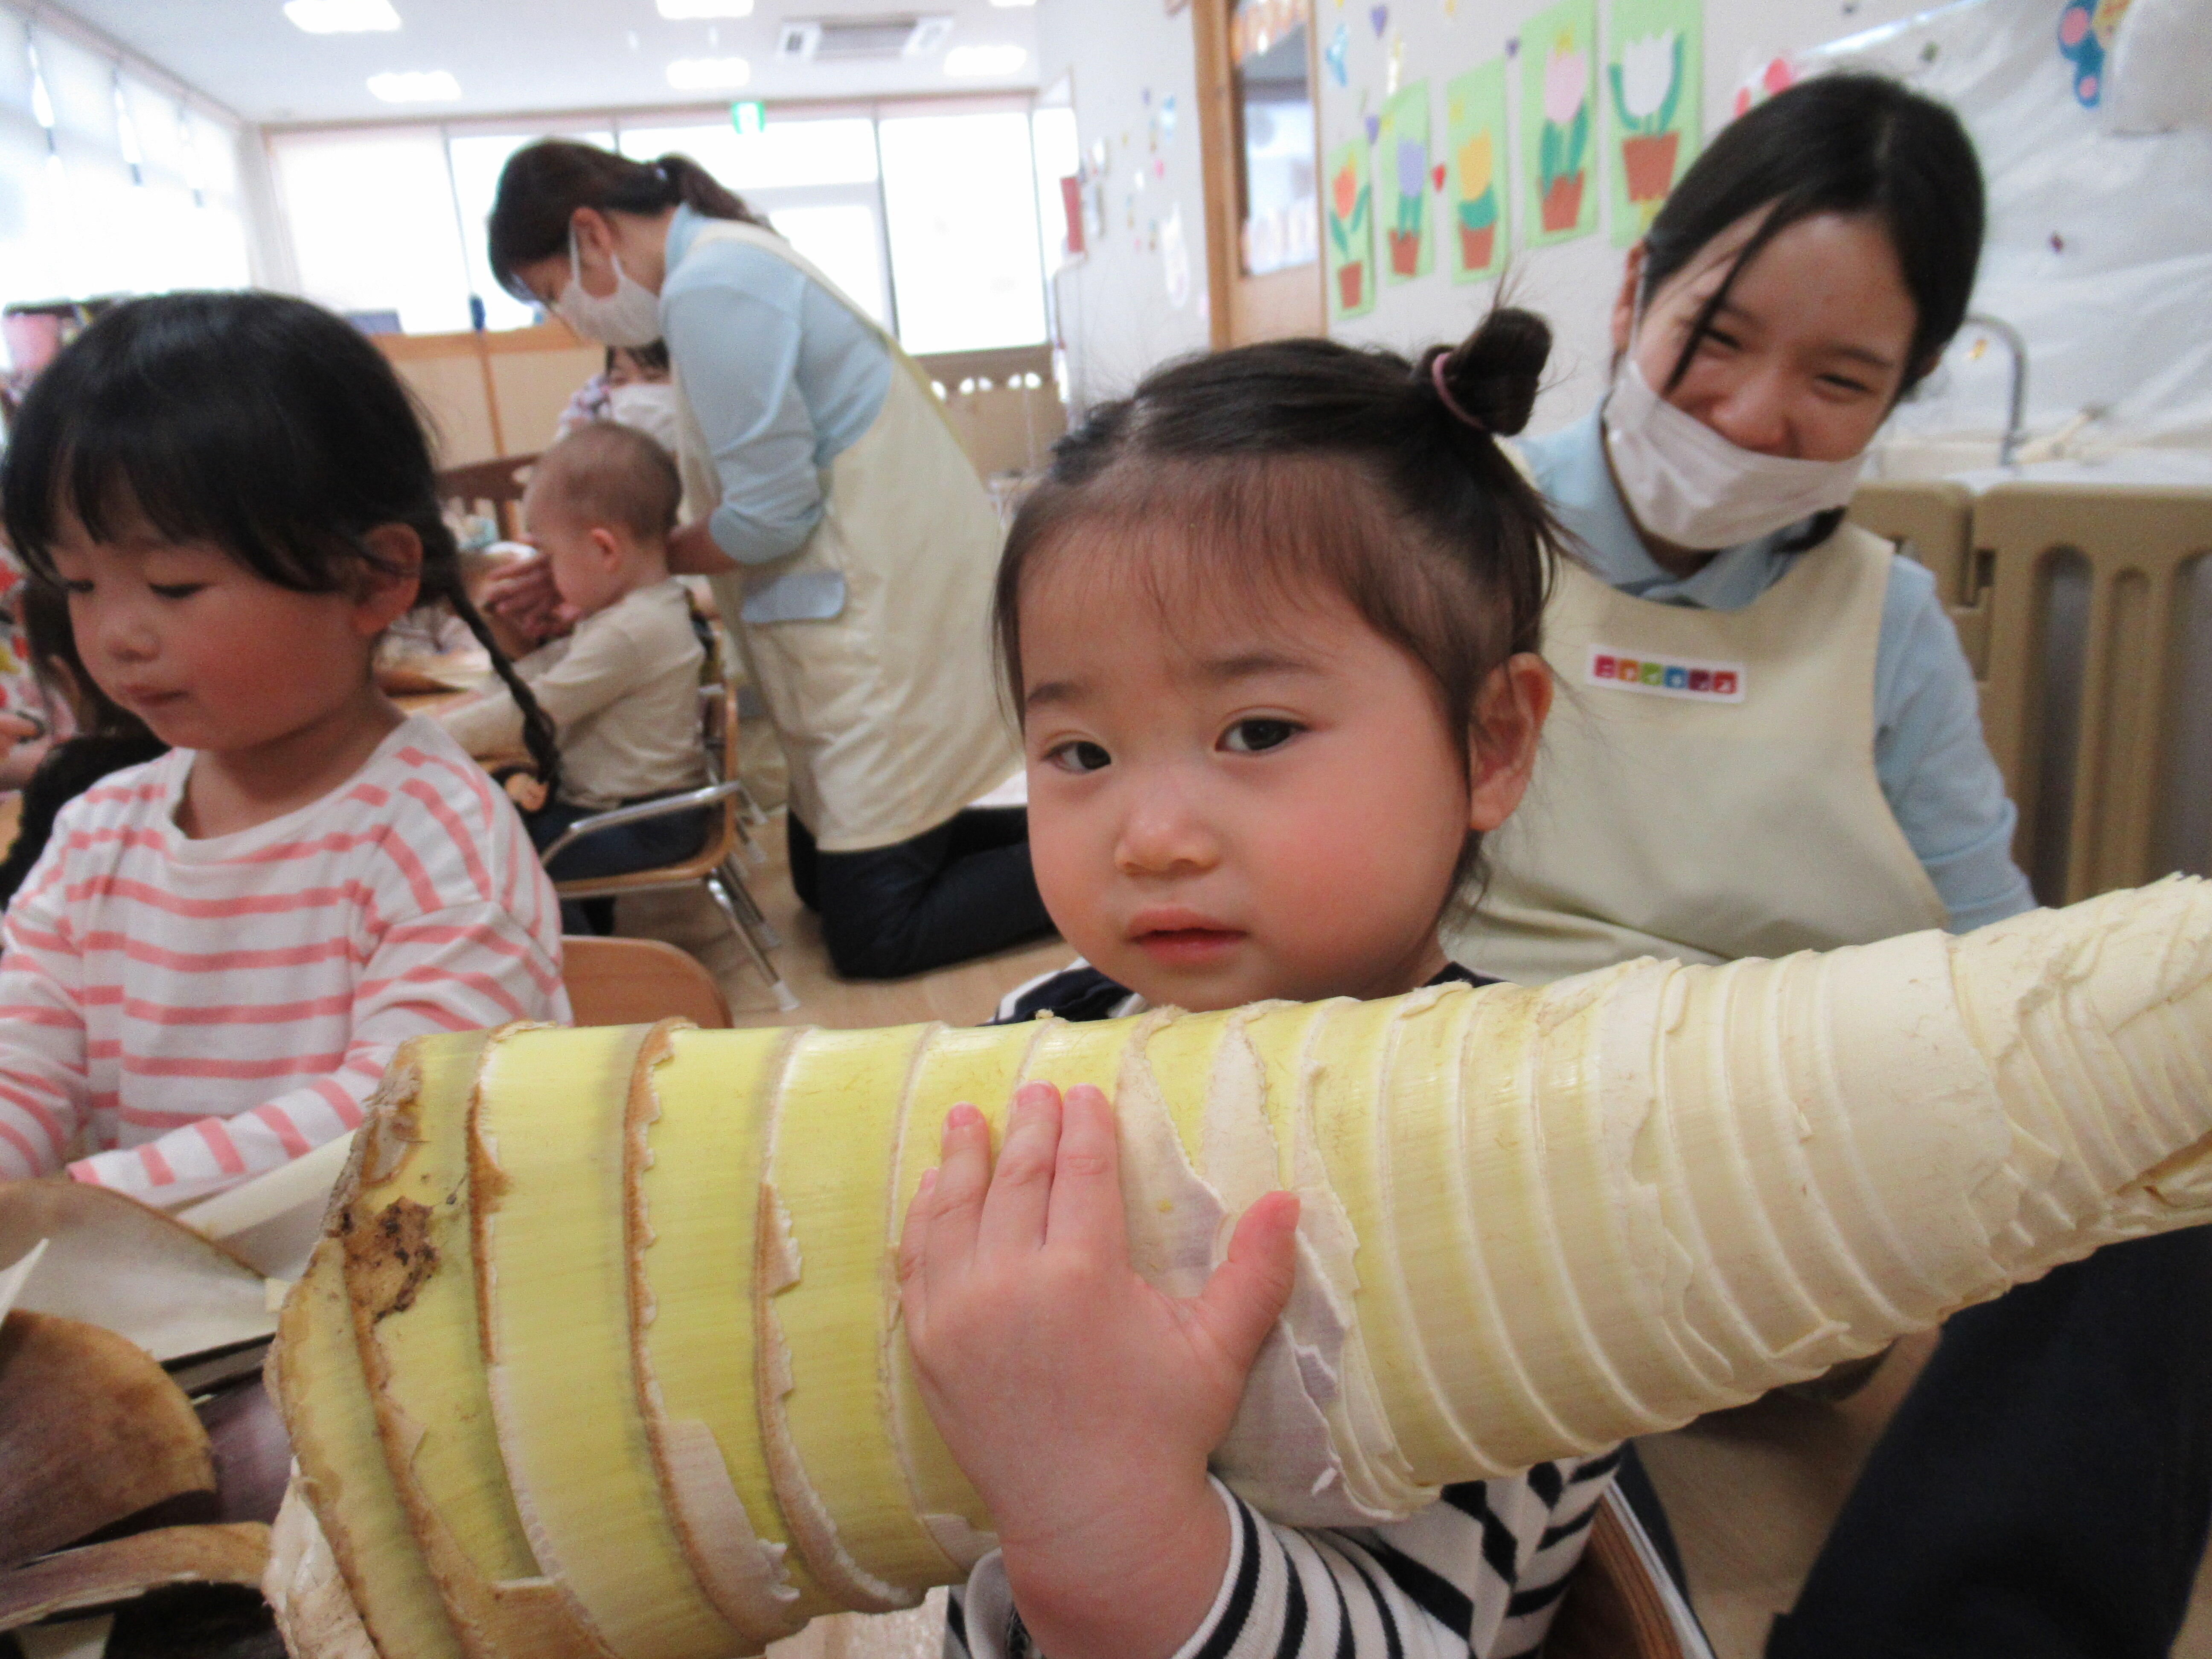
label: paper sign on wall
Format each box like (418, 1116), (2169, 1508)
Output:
(1519, 0), (1598, 246)
(1376, 80), (1433, 283)
(1325, 136), (1377, 317)
(1607, 0), (1702, 245)
(1445, 58), (1510, 283)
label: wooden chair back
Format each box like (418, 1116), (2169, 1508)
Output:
(561, 935), (731, 1029)
(437, 453), (538, 542)
(1971, 483), (2212, 903)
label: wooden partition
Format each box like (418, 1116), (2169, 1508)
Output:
(378, 327), (1065, 483)
(377, 326), (603, 469)
(1850, 480), (2212, 906)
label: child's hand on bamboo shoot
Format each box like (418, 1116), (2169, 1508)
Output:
(898, 1080), (1302, 1659)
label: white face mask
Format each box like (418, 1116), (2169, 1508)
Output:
(552, 232), (663, 348)
(1602, 352), (1867, 551)
(605, 381), (682, 453)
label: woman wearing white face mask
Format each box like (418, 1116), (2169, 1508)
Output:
(486, 142), (1050, 980)
(1454, 75), (2212, 1659)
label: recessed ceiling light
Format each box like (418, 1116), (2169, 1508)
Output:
(666, 56), (753, 89)
(987, 0), (1038, 7)
(366, 69), (460, 101)
(656, 0), (753, 15)
(944, 43), (1027, 74)
(285, 0), (401, 32)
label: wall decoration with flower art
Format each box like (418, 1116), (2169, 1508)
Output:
(1519, 0), (1597, 246)
(1376, 80), (1433, 283)
(1325, 135), (1377, 318)
(1606, 0), (1701, 247)
(1444, 58), (1509, 284)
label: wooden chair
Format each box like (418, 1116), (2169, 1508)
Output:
(1546, 1487), (1715, 1659)
(538, 679), (797, 1011)
(561, 935), (732, 1029)
(436, 452), (538, 542)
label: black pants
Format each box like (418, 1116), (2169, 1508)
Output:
(527, 797), (714, 936)
(1767, 1226), (2212, 1659)
(787, 807), (1055, 979)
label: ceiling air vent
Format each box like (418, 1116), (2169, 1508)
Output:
(775, 14), (954, 61)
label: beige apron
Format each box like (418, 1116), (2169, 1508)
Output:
(1447, 524), (1946, 984)
(668, 218), (1019, 853)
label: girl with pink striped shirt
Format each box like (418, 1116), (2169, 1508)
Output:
(0, 292), (570, 1206)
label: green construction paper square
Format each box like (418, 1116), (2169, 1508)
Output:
(1606, 0), (1703, 246)
(1444, 58), (1510, 284)
(1325, 136), (1377, 319)
(1376, 80), (1433, 285)
(1519, 0), (1598, 247)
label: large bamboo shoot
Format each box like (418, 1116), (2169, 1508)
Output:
(277, 879), (2212, 1658)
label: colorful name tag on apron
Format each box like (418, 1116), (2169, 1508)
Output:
(1586, 645), (1746, 703)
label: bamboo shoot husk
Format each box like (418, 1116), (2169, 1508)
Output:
(469, 1021), (747, 1659)
(271, 879), (2212, 1659)
(0, 1522), (269, 1632)
(270, 1238), (464, 1659)
(336, 1029), (609, 1659)
(0, 1310), (214, 1571)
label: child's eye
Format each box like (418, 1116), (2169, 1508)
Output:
(1221, 717), (1301, 754)
(149, 583), (206, 600)
(59, 579), (94, 597)
(1046, 739), (1112, 774)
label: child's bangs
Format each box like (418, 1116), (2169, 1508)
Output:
(1006, 453), (1508, 722)
(0, 296), (401, 594)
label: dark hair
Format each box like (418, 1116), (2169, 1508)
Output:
(17, 574), (149, 742)
(0, 291), (562, 791)
(530, 422), (681, 544)
(608, 340), (671, 378)
(996, 308), (1560, 896)
(1642, 73), (1984, 399)
(488, 141), (771, 301)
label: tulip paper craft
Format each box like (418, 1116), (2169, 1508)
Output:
(1326, 139), (1374, 316)
(1378, 81), (1432, 282)
(271, 877), (2212, 1659)
(1605, 0), (1701, 246)
(1446, 58), (1509, 283)
(1520, 0), (1596, 244)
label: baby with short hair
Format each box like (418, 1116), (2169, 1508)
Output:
(439, 423), (709, 928)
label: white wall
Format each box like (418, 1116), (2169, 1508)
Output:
(1315, 0), (1933, 431)
(1033, 0), (1213, 414)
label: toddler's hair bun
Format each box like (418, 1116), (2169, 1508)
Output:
(1427, 307), (1551, 439)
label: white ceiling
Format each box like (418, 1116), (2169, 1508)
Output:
(56, 0), (1042, 125)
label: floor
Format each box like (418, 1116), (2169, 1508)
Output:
(615, 819), (2212, 1659)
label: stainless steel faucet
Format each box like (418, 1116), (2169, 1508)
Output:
(1965, 311), (2028, 467)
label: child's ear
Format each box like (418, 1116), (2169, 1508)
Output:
(590, 526), (624, 566)
(354, 524), (424, 635)
(1466, 654), (1553, 833)
(1610, 243), (1646, 356)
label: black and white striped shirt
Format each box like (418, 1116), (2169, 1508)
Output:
(945, 963), (1622, 1659)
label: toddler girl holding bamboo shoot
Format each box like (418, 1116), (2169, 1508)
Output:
(902, 314), (1663, 1659)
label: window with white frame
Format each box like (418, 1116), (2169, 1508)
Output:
(0, 16), (251, 347)
(263, 105), (1051, 354)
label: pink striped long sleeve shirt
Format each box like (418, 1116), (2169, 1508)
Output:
(0, 716), (569, 1205)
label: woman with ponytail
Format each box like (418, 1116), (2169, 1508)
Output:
(486, 140), (1052, 980)
(0, 291), (568, 1207)
(1448, 74), (2211, 1659)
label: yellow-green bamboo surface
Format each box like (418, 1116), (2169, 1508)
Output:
(279, 879), (2212, 1659)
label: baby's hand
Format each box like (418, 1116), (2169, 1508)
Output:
(898, 1081), (1300, 1659)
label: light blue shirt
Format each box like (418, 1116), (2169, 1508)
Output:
(1519, 409), (2035, 934)
(658, 204), (895, 623)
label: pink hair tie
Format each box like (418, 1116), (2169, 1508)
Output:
(1430, 352), (1487, 433)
